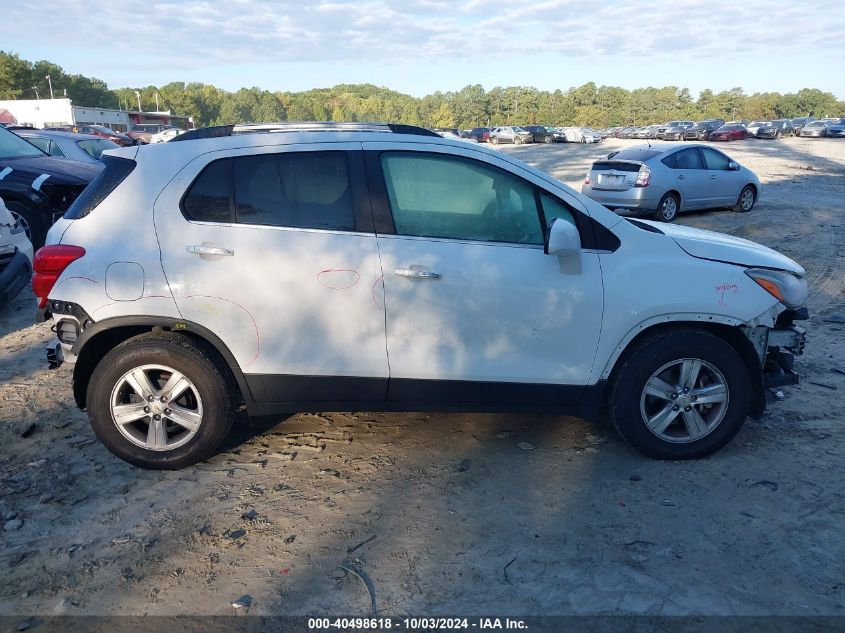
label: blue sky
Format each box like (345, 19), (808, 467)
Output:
(3, 0), (844, 98)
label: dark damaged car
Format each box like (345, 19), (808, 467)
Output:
(0, 126), (101, 247)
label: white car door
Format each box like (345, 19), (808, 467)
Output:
(364, 144), (605, 405)
(154, 143), (389, 404)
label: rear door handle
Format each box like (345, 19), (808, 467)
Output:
(394, 268), (441, 280)
(709, 175), (717, 179)
(186, 244), (234, 256)
(677, 174), (686, 180)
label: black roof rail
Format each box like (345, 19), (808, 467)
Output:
(169, 125), (234, 142)
(169, 121), (441, 142)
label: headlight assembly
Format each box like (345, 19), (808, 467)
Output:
(746, 268), (808, 308)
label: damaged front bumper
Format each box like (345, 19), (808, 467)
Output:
(763, 325), (805, 387)
(744, 307), (808, 389)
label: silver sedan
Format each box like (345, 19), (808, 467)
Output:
(581, 143), (761, 222)
(16, 130), (117, 166)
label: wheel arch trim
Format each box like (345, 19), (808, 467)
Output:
(598, 314), (766, 418)
(598, 313), (746, 381)
(70, 316), (254, 410)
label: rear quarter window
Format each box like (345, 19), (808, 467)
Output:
(182, 158), (233, 223)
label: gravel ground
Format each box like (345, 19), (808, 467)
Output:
(0, 136), (843, 619)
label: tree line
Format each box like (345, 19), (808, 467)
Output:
(2, 51), (843, 130)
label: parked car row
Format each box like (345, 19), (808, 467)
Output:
(603, 116), (844, 142)
(458, 125), (602, 144)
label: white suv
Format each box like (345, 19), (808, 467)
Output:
(36, 122), (808, 469)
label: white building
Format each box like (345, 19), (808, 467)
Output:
(0, 98), (192, 132)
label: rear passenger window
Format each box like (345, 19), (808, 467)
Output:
(671, 148), (703, 170)
(234, 152), (353, 230)
(381, 152), (543, 245)
(182, 158), (233, 223)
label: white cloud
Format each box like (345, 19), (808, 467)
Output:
(3, 0), (843, 80)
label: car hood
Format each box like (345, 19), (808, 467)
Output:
(0, 155), (101, 184)
(636, 220), (805, 275)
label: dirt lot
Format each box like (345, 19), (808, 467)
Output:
(1, 137), (843, 619)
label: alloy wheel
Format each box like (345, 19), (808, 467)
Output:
(8, 210), (32, 242)
(109, 364), (204, 451)
(660, 196), (678, 221)
(740, 189), (755, 211)
(639, 358), (730, 443)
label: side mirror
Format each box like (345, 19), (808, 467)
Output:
(545, 218), (581, 257)
(728, 161), (740, 171)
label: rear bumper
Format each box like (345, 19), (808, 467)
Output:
(582, 185), (661, 211)
(0, 250), (32, 304)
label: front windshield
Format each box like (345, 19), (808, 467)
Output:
(806, 121), (824, 128)
(750, 121), (768, 126)
(0, 127), (47, 159)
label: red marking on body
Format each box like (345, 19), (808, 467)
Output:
(371, 273), (384, 310)
(316, 268), (360, 290)
(52, 276), (99, 292)
(91, 302), (117, 316)
(184, 294), (261, 367)
(715, 282), (739, 306)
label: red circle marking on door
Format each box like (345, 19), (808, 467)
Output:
(316, 269), (360, 290)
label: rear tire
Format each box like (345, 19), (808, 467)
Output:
(735, 185), (756, 213)
(654, 192), (680, 222)
(492, 136), (499, 145)
(6, 200), (46, 249)
(86, 332), (236, 469)
(609, 328), (751, 459)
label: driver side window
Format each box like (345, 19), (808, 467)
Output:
(381, 152), (544, 245)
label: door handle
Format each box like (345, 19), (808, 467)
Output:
(709, 175), (717, 179)
(186, 244), (234, 256)
(394, 268), (441, 280)
(677, 174), (686, 180)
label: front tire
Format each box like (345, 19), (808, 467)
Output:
(735, 185), (756, 212)
(609, 328), (751, 459)
(654, 192), (680, 222)
(87, 332), (236, 469)
(491, 136), (499, 145)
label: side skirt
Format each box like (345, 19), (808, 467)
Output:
(245, 375), (608, 422)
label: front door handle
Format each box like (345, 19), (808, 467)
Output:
(394, 268), (441, 280)
(186, 244), (234, 256)
(709, 175), (717, 179)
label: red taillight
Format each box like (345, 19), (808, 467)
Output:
(584, 170), (591, 185)
(635, 165), (651, 188)
(32, 245), (86, 308)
